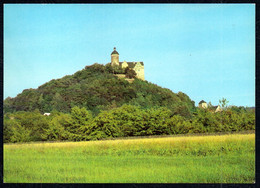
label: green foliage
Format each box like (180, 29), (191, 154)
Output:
(3, 97), (14, 113)
(41, 113), (71, 141)
(4, 111), (49, 143)
(3, 102), (255, 143)
(2, 63), (255, 143)
(166, 115), (187, 134)
(192, 109), (222, 132)
(9, 121), (31, 143)
(219, 97), (229, 110)
(3, 119), (12, 143)
(66, 107), (93, 141)
(125, 67), (137, 78)
(4, 63), (195, 118)
(111, 64), (126, 74)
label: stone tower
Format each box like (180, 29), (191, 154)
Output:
(111, 47), (119, 66)
(199, 100), (208, 109)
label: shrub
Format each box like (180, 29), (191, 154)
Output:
(125, 67), (137, 78)
(3, 103), (255, 143)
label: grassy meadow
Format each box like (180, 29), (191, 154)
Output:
(4, 133), (255, 183)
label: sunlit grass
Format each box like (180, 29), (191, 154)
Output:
(4, 133), (255, 183)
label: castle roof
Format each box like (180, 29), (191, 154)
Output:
(119, 62), (144, 68)
(211, 106), (219, 110)
(111, 47), (119, 55)
(199, 100), (206, 104)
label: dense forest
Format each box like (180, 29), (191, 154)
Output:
(4, 63), (195, 116)
(4, 105), (255, 143)
(3, 63), (255, 143)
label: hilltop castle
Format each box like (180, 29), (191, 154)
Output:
(110, 47), (145, 80)
(199, 100), (222, 113)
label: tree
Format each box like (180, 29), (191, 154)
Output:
(145, 107), (171, 135)
(4, 117), (13, 143)
(4, 63), (196, 117)
(52, 92), (68, 112)
(110, 64), (125, 74)
(104, 63), (113, 73)
(219, 98), (229, 110)
(10, 121), (31, 143)
(37, 94), (45, 112)
(3, 97), (14, 113)
(66, 106), (93, 141)
(42, 114), (70, 141)
(173, 104), (192, 119)
(125, 67), (137, 79)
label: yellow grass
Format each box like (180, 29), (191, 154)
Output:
(5, 133), (254, 153)
(4, 133), (255, 183)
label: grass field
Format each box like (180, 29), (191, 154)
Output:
(4, 133), (255, 183)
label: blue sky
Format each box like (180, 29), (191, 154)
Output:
(4, 4), (255, 107)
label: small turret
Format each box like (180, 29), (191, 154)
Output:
(111, 47), (119, 66)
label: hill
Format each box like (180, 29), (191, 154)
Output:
(3, 63), (255, 143)
(4, 63), (196, 117)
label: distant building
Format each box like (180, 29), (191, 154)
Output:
(198, 100), (208, 109)
(110, 47), (145, 80)
(199, 100), (222, 112)
(215, 105), (222, 112)
(211, 105), (222, 113)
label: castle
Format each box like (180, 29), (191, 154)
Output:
(198, 100), (208, 109)
(199, 100), (222, 113)
(110, 47), (145, 80)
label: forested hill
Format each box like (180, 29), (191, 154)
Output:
(4, 63), (196, 117)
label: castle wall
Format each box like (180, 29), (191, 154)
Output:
(122, 61), (128, 68)
(215, 106), (222, 112)
(199, 103), (208, 109)
(125, 78), (135, 83)
(133, 62), (145, 80)
(111, 54), (119, 66)
(114, 74), (126, 78)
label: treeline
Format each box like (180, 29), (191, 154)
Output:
(4, 63), (195, 116)
(4, 105), (255, 143)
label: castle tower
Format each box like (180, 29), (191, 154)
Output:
(111, 47), (119, 66)
(199, 100), (208, 109)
